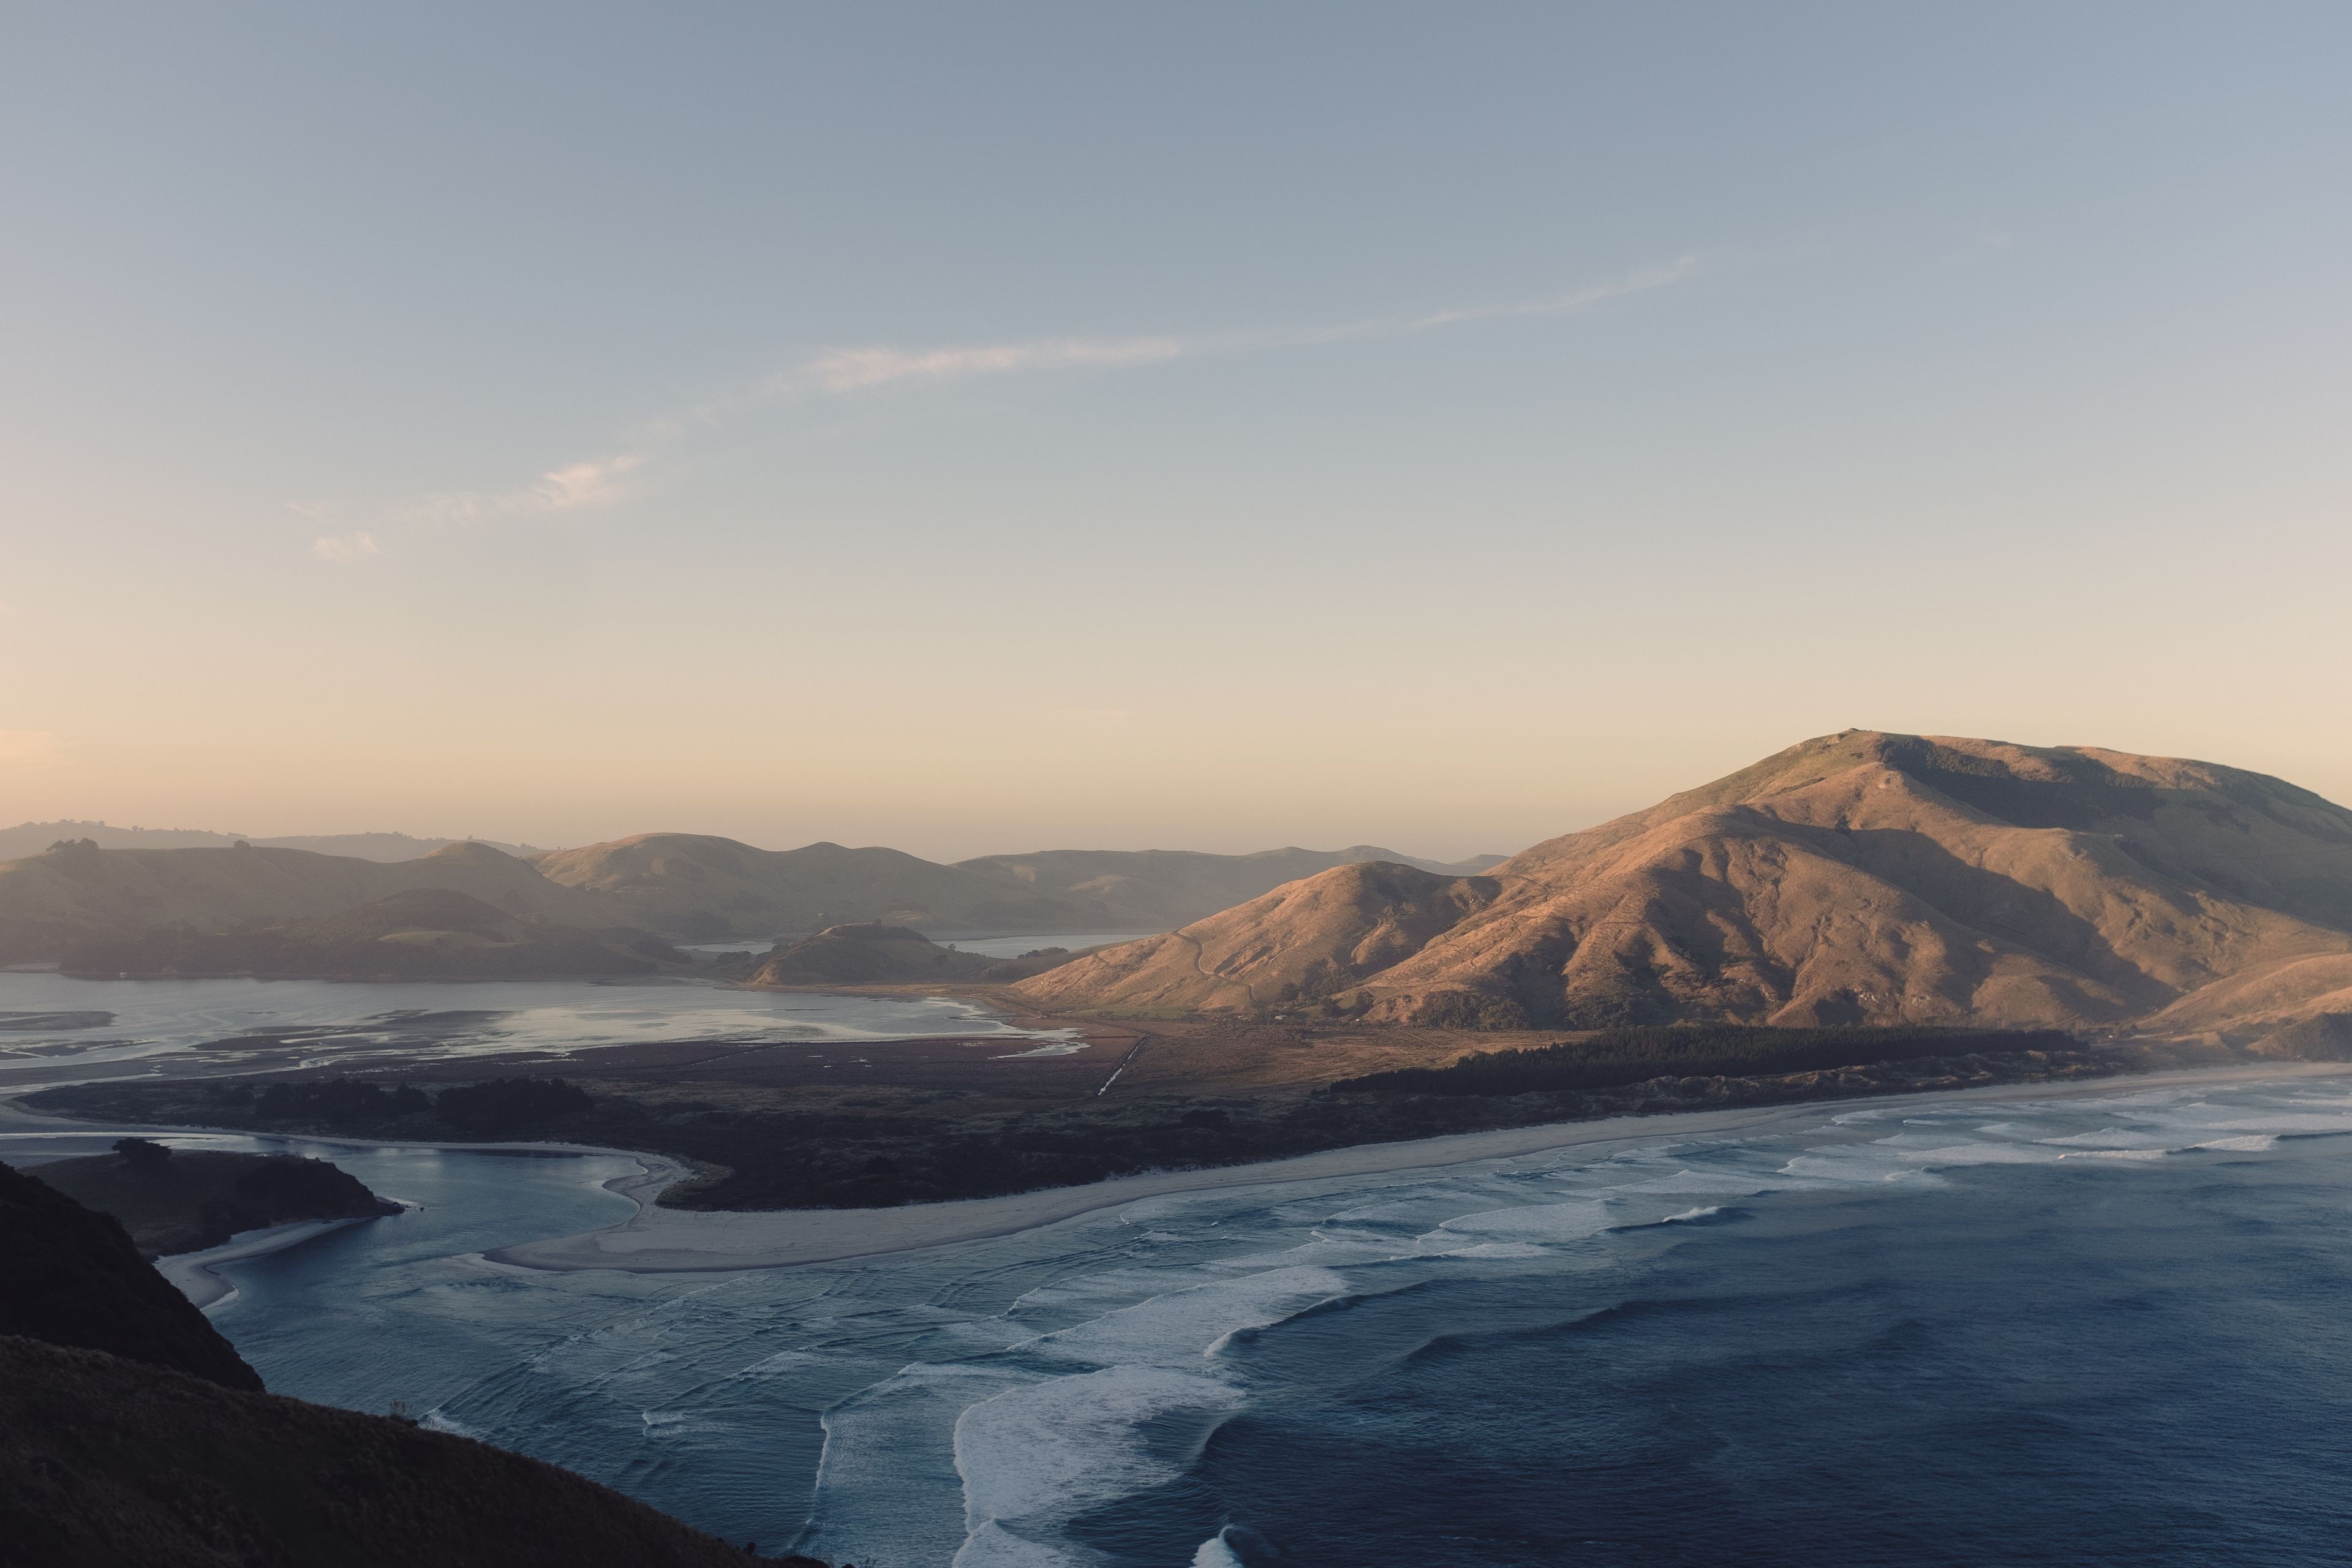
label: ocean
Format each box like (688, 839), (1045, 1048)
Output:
(26, 1071), (2351, 1566)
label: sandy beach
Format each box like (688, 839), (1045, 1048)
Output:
(158, 1216), (378, 1310)
(486, 1059), (2352, 1278)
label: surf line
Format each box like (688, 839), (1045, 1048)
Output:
(1096, 1038), (1149, 1096)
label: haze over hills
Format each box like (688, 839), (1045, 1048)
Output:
(524, 834), (1504, 939)
(1018, 732), (2352, 1046)
(0, 840), (615, 964)
(0, 821), (540, 862)
(0, 831), (1504, 964)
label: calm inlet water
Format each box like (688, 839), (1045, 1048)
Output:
(38, 1074), (2346, 1566)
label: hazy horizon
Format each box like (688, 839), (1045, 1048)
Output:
(7, 5), (2346, 862)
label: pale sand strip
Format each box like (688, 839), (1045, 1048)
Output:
(488, 1060), (2352, 1278)
(160, 1216), (375, 1310)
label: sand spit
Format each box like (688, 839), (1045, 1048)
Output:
(486, 1060), (2352, 1278)
(160, 1216), (377, 1310)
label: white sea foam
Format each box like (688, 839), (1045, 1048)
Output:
(954, 1363), (1245, 1561)
(2194, 1134), (2279, 1152)
(1017, 1265), (1349, 1363)
(1426, 1199), (1614, 1244)
(1191, 1529), (1250, 1567)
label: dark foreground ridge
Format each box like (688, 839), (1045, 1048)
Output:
(0, 1159), (263, 1390)
(0, 1161), (827, 1567)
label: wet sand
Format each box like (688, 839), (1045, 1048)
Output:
(486, 1060), (2352, 1277)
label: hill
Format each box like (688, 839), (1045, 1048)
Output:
(1019, 732), (2352, 1047)
(0, 820), (539, 861)
(60, 887), (682, 980)
(1014, 861), (1503, 1016)
(529, 833), (1506, 940)
(745, 923), (1090, 987)
(29, 1140), (404, 1256)
(0, 1159), (262, 1391)
(746, 923), (1008, 986)
(0, 840), (620, 964)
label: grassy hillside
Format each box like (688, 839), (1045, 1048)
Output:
(1020, 732), (2352, 1046)
(1015, 861), (1501, 1015)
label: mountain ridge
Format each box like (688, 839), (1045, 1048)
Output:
(1017, 731), (2352, 1046)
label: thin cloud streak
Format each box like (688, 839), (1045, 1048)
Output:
(363, 257), (1697, 540)
(386, 453), (649, 527)
(313, 530), (382, 561)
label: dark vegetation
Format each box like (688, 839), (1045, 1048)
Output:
(1336, 1024), (2081, 1096)
(39, 1028), (2136, 1211)
(28, 1141), (404, 1257)
(0, 1156), (823, 1566)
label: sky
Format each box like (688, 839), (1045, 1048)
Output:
(4, 3), (2347, 862)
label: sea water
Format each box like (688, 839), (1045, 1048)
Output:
(39, 1072), (2352, 1566)
(0, 970), (1073, 1077)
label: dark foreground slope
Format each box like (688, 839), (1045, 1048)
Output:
(0, 1338), (809, 1568)
(0, 1161), (820, 1566)
(0, 1159), (263, 1391)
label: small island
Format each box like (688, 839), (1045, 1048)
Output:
(23, 1139), (403, 1259)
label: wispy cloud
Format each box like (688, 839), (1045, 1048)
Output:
(391, 453), (649, 526)
(313, 530), (382, 561)
(804, 336), (1188, 393)
(347, 256), (1698, 548)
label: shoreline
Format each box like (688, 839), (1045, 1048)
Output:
(484, 1058), (2352, 1278)
(158, 1216), (376, 1310)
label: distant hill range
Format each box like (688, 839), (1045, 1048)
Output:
(0, 831), (1502, 965)
(0, 820), (540, 862)
(528, 834), (1504, 940)
(1017, 732), (2352, 1049)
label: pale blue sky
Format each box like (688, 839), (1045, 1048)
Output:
(4, 4), (2346, 858)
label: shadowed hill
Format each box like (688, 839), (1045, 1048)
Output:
(1020, 733), (2352, 1045)
(0, 839), (618, 963)
(32, 1142), (404, 1257)
(59, 888), (682, 980)
(0, 1337), (819, 1567)
(0, 1160), (263, 1391)
(530, 832), (1505, 940)
(746, 923), (1093, 987)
